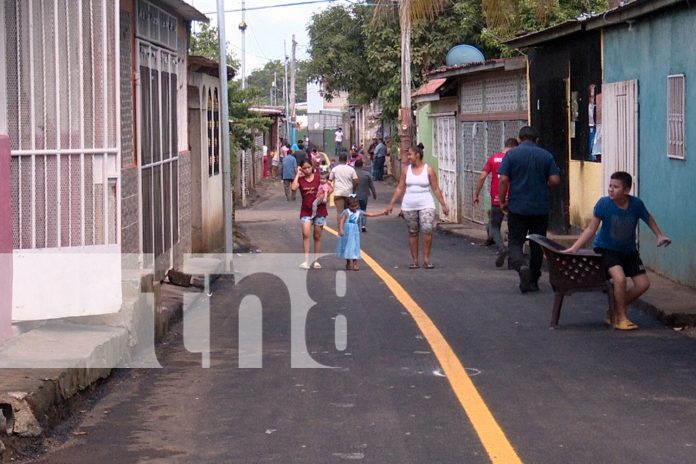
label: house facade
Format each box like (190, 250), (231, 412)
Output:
(0, 0), (208, 325)
(422, 58), (528, 225)
(587, 0), (696, 286)
(187, 55), (235, 254)
(506, 26), (604, 234)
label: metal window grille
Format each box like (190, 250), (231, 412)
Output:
(207, 88), (220, 176)
(136, 0), (177, 52)
(5, 0), (118, 250)
(667, 74), (685, 159)
(138, 40), (179, 269)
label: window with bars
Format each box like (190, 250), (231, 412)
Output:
(667, 74), (685, 159)
(138, 41), (179, 264)
(207, 88), (220, 176)
(4, 0), (118, 250)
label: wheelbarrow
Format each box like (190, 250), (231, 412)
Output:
(526, 234), (614, 328)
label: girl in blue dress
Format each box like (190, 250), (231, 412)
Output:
(336, 195), (385, 271)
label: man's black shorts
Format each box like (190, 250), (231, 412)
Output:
(594, 248), (646, 278)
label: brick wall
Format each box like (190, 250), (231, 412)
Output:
(120, 10), (139, 254)
(174, 150), (192, 269)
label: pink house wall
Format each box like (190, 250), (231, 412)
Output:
(0, 135), (12, 340)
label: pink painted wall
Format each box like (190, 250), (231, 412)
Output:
(0, 135), (12, 340)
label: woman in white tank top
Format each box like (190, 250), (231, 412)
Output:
(385, 144), (449, 269)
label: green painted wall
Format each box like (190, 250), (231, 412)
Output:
(603, 7), (696, 286)
(417, 102), (436, 171)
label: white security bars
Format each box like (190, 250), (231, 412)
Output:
(5, 0), (118, 250)
(667, 74), (685, 159)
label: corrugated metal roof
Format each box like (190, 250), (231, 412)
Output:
(188, 55), (236, 80)
(249, 106), (285, 116)
(428, 58), (505, 75)
(412, 78), (447, 98)
(156, 0), (209, 22)
(426, 57), (525, 79)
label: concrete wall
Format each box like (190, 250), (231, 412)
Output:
(417, 103), (435, 169)
(603, 6), (696, 286)
(186, 74), (224, 254)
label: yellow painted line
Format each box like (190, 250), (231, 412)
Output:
(325, 225), (523, 464)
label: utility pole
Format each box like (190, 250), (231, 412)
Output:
(284, 40), (289, 140)
(217, 0), (234, 264)
(239, 0), (247, 89)
(272, 71), (277, 106)
(290, 35), (297, 145)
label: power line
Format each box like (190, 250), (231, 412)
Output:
(203, 0), (336, 14)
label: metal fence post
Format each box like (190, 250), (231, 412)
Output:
(0, 134), (12, 340)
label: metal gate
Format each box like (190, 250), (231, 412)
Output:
(603, 80), (638, 194)
(433, 116), (457, 222)
(137, 40), (180, 277)
(460, 120), (526, 223)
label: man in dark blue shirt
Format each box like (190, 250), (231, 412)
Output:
(282, 151), (298, 201)
(498, 126), (561, 293)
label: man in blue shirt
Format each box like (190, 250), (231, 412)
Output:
(372, 137), (388, 181)
(282, 151), (298, 201)
(564, 171), (671, 330)
(498, 126), (561, 293)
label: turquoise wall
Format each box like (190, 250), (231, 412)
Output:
(417, 103), (436, 171)
(603, 8), (696, 285)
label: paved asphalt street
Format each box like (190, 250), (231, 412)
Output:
(25, 176), (696, 464)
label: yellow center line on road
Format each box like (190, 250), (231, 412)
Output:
(324, 225), (523, 464)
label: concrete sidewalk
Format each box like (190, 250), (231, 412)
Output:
(0, 258), (222, 459)
(437, 221), (696, 328)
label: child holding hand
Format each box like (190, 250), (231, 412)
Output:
(336, 195), (385, 271)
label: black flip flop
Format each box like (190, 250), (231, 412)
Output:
(408, 263), (420, 269)
(424, 263), (435, 269)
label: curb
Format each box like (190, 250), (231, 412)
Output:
(0, 266), (220, 453)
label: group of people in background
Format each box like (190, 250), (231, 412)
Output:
(285, 135), (449, 274)
(278, 124), (671, 331)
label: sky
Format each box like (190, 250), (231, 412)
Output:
(185, 0), (351, 78)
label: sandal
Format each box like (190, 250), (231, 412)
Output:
(408, 263), (420, 269)
(424, 263), (435, 269)
(352, 263), (360, 271)
(614, 319), (639, 331)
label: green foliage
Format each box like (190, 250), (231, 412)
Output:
(484, 0), (609, 40)
(190, 25), (270, 153)
(308, 1), (491, 120)
(228, 80), (271, 152)
(246, 59), (310, 105)
(306, 0), (610, 122)
(189, 24), (240, 68)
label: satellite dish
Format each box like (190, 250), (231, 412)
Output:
(446, 45), (485, 66)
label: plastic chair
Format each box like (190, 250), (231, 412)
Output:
(527, 234), (614, 328)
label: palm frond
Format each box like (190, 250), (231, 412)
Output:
(372, 0), (452, 23)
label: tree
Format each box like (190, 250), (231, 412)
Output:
(374, 0), (453, 160)
(189, 25), (269, 153)
(246, 59), (310, 105)
(481, 0), (608, 44)
(189, 24), (240, 68)
(306, 0), (608, 153)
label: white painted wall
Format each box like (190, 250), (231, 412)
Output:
(12, 247), (122, 321)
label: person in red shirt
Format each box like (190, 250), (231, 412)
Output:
(291, 160), (332, 269)
(473, 138), (519, 267)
